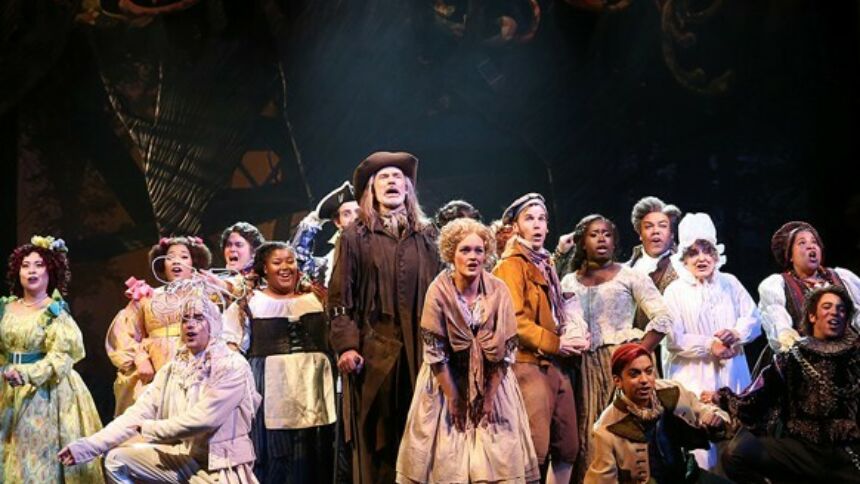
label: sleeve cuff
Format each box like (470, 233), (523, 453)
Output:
(777, 329), (801, 352)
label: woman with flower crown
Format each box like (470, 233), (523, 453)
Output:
(105, 236), (213, 415)
(0, 236), (104, 483)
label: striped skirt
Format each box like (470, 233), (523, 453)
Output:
(573, 344), (618, 482)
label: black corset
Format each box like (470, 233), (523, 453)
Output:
(247, 313), (329, 357)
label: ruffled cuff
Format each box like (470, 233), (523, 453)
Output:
(777, 329), (801, 353)
(644, 314), (673, 336)
(124, 277), (154, 301)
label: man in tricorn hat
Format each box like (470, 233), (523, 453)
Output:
(291, 181), (360, 286)
(328, 151), (442, 483)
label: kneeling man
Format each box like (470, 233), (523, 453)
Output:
(59, 294), (261, 483)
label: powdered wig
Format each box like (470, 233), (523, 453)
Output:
(801, 285), (856, 337)
(571, 214), (621, 270)
(149, 236), (212, 278)
(7, 244), (70, 297)
(358, 174), (429, 232)
(438, 218), (496, 264)
(630, 196), (682, 235)
(220, 222), (265, 251)
(183, 292), (224, 338)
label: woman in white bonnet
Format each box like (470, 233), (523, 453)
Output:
(661, 212), (761, 470)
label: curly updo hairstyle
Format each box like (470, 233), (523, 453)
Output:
(438, 218), (496, 265)
(570, 214), (621, 270)
(7, 244), (71, 297)
(148, 236), (212, 278)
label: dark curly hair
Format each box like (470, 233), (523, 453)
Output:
(802, 285), (856, 337)
(434, 200), (482, 229)
(148, 236), (212, 278)
(252, 241), (295, 282)
(571, 214), (621, 270)
(7, 244), (71, 297)
(220, 222), (265, 251)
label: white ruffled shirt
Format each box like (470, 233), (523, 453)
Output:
(661, 265), (761, 396)
(560, 265), (673, 348)
(758, 267), (860, 351)
(630, 249), (671, 276)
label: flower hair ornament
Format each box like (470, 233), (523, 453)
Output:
(30, 235), (69, 253)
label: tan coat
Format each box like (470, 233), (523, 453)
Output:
(585, 380), (729, 484)
(493, 241), (561, 363)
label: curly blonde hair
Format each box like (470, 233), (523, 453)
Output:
(438, 218), (496, 264)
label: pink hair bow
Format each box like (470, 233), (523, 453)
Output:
(124, 276), (154, 301)
(159, 237), (171, 247)
(189, 236), (204, 245)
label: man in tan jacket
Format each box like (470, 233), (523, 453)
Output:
(493, 192), (588, 484)
(586, 343), (729, 484)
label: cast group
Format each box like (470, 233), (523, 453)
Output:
(2, 151), (860, 484)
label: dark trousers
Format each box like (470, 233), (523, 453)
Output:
(722, 428), (858, 484)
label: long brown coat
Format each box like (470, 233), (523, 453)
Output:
(328, 220), (441, 483)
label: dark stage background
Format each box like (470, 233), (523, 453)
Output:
(1, 0), (858, 421)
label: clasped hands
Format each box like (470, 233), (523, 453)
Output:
(710, 329), (740, 360)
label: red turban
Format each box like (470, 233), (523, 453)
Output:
(611, 343), (651, 376)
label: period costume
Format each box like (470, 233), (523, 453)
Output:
(65, 312), (261, 483)
(585, 379), (729, 484)
(492, 192), (580, 473)
(754, 221), (860, 379)
(561, 265), (673, 478)
(716, 330), (860, 482)
(661, 212), (761, 469)
(0, 293), (105, 484)
(396, 270), (539, 483)
(328, 151), (442, 483)
(223, 290), (335, 483)
(106, 278), (211, 415)
(628, 247), (678, 330)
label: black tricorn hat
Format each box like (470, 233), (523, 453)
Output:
(353, 151), (418, 202)
(316, 181), (356, 221)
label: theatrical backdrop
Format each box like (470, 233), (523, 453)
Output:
(1, 0), (858, 420)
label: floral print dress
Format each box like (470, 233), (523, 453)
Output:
(0, 295), (104, 484)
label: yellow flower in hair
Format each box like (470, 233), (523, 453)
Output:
(31, 235), (56, 250)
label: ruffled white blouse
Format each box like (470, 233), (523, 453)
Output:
(560, 265), (673, 348)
